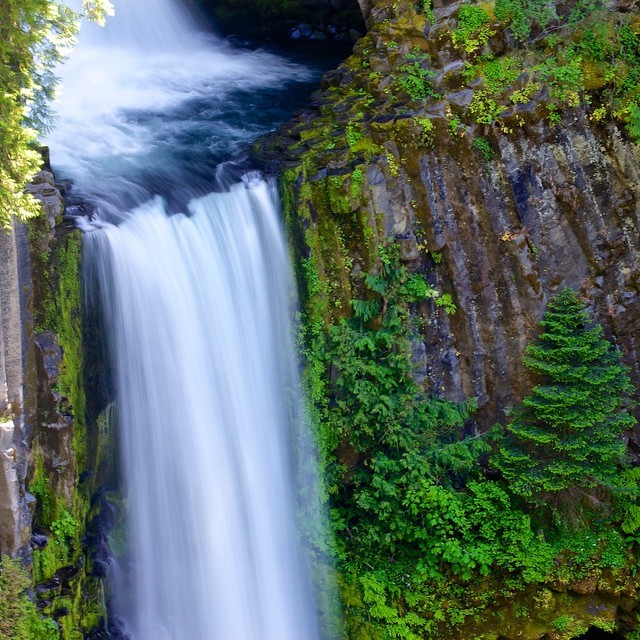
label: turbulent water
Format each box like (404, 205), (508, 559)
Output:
(48, 0), (316, 215)
(48, 0), (330, 637)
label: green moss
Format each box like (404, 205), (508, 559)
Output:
(26, 222), (104, 638)
(0, 557), (59, 640)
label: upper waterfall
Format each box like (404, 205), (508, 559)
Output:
(71, 0), (202, 52)
(47, 0), (316, 217)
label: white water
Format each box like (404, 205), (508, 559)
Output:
(47, 0), (313, 214)
(48, 0), (331, 637)
(85, 180), (323, 639)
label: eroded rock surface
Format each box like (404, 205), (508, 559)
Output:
(0, 217), (32, 556)
(255, 0), (640, 429)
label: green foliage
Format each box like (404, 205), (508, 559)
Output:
(0, 0), (76, 228)
(29, 473), (56, 524)
(626, 103), (640, 141)
(434, 292), (457, 314)
(0, 0), (112, 230)
(51, 510), (80, 543)
(540, 49), (584, 108)
(474, 56), (520, 94)
(418, 0), (435, 24)
(350, 167), (365, 198)
(315, 245), (477, 562)
(287, 176), (640, 636)
(346, 122), (363, 149)
(0, 556), (59, 639)
(451, 5), (495, 54)
(472, 136), (494, 160)
(453, 4), (640, 137)
(493, 289), (636, 499)
(469, 90), (504, 124)
(394, 62), (438, 102)
(82, 0), (114, 25)
(385, 150), (400, 177)
(494, 0), (554, 41)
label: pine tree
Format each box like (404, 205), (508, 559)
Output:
(494, 288), (636, 498)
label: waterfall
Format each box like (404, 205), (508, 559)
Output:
(48, 0), (313, 215)
(84, 179), (324, 639)
(47, 0), (334, 637)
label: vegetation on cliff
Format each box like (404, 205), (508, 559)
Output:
(0, 4), (114, 633)
(300, 244), (638, 637)
(267, 0), (640, 635)
(495, 288), (636, 498)
(0, 557), (58, 639)
(25, 219), (107, 639)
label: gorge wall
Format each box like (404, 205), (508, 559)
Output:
(252, 0), (640, 636)
(0, 215), (32, 557)
(256, 0), (640, 430)
(0, 172), (116, 638)
(1, 0), (640, 637)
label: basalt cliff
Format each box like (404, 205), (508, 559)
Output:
(253, 0), (640, 636)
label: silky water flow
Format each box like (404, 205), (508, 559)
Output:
(84, 182), (325, 639)
(48, 0), (332, 637)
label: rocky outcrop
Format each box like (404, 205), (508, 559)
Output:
(0, 168), (116, 636)
(450, 569), (636, 639)
(255, 0), (640, 429)
(25, 184), (116, 637)
(0, 215), (34, 557)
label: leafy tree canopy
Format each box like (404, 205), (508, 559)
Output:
(0, 0), (113, 230)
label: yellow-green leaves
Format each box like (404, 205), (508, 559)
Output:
(82, 0), (115, 26)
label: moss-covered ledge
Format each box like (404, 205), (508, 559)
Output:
(16, 175), (118, 639)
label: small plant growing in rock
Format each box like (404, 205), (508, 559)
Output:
(451, 4), (496, 54)
(472, 136), (494, 160)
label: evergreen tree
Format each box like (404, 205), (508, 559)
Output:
(494, 288), (636, 498)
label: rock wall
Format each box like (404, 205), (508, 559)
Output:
(0, 170), (116, 637)
(255, 0), (640, 429)
(0, 218), (32, 556)
(25, 177), (118, 638)
(252, 3), (640, 634)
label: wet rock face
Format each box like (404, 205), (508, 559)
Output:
(0, 172), (72, 557)
(24, 171), (64, 230)
(255, 0), (640, 428)
(32, 330), (75, 504)
(0, 217), (31, 556)
(0, 420), (30, 556)
(408, 121), (640, 424)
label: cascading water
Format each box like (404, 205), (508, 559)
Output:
(47, 0), (333, 636)
(48, 0), (316, 215)
(84, 181), (323, 639)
